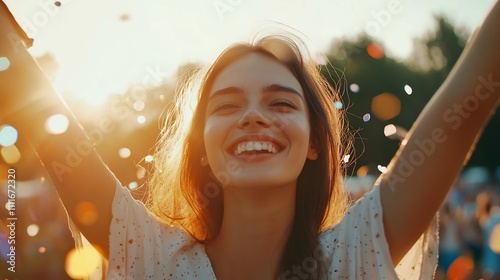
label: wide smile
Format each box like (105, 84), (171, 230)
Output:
(233, 141), (279, 155)
(227, 136), (285, 161)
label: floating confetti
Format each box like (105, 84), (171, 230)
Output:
(362, 113), (371, 122)
(54, 1), (61, 6)
(384, 124), (397, 137)
(404, 84), (413, 95)
(377, 165), (388, 174)
(342, 154), (351, 163)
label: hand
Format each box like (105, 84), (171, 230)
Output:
(0, 3), (55, 125)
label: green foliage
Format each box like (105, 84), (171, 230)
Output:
(322, 16), (499, 175)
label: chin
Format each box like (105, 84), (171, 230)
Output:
(223, 175), (298, 190)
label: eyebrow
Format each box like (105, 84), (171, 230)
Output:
(210, 84), (304, 100)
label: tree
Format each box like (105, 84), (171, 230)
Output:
(322, 16), (499, 176)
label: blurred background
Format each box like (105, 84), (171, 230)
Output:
(0, 0), (499, 279)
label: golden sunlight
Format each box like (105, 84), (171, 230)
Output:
(65, 245), (102, 279)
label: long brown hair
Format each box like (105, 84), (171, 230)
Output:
(147, 34), (351, 278)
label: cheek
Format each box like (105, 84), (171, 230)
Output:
(204, 121), (220, 152)
(282, 116), (311, 146)
(203, 119), (229, 164)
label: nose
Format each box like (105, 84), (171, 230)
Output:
(237, 108), (271, 129)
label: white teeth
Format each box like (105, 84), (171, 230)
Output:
(255, 142), (262, 150)
(246, 142), (253, 151)
(234, 141), (279, 155)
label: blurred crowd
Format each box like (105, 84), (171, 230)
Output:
(435, 175), (500, 280)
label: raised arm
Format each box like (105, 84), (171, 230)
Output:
(0, 3), (115, 258)
(380, 1), (500, 264)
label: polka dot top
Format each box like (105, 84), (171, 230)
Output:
(105, 181), (438, 279)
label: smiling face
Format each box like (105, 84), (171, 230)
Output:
(203, 53), (314, 189)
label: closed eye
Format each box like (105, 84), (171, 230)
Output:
(211, 102), (239, 114)
(271, 99), (297, 109)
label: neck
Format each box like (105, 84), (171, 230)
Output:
(206, 184), (296, 280)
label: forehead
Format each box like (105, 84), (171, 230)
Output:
(209, 53), (303, 96)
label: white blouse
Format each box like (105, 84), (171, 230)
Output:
(104, 182), (438, 279)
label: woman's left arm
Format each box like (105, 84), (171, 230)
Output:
(380, 1), (500, 264)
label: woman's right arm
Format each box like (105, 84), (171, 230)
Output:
(0, 4), (115, 258)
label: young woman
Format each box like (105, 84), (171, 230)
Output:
(0, 2), (499, 279)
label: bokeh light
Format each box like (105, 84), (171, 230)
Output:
(362, 113), (371, 122)
(133, 101), (145, 111)
(136, 166), (147, 179)
(0, 57), (10, 71)
(118, 148), (131, 159)
(45, 114), (70, 134)
(447, 255), (474, 280)
(144, 155), (154, 162)
(27, 224), (40, 237)
(489, 224), (500, 253)
(38, 246), (47, 254)
(0, 125), (18, 146)
(65, 245), (101, 279)
(366, 43), (384, 60)
(357, 166), (369, 177)
(343, 154), (351, 163)
(371, 92), (401, 121)
(384, 124), (397, 138)
(334, 101), (343, 109)
(1, 145), (21, 164)
(377, 165), (388, 174)
(75, 202), (99, 226)
(404, 84), (413, 95)
(128, 181), (138, 190)
(137, 115), (146, 124)
(349, 83), (360, 93)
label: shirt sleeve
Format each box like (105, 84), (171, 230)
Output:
(318, 184), (438, 280)
(106, 181), (211, 279)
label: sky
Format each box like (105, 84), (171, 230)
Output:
(4, 0), (497, 105)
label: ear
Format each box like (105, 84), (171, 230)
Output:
(307, 141), (318, 160)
